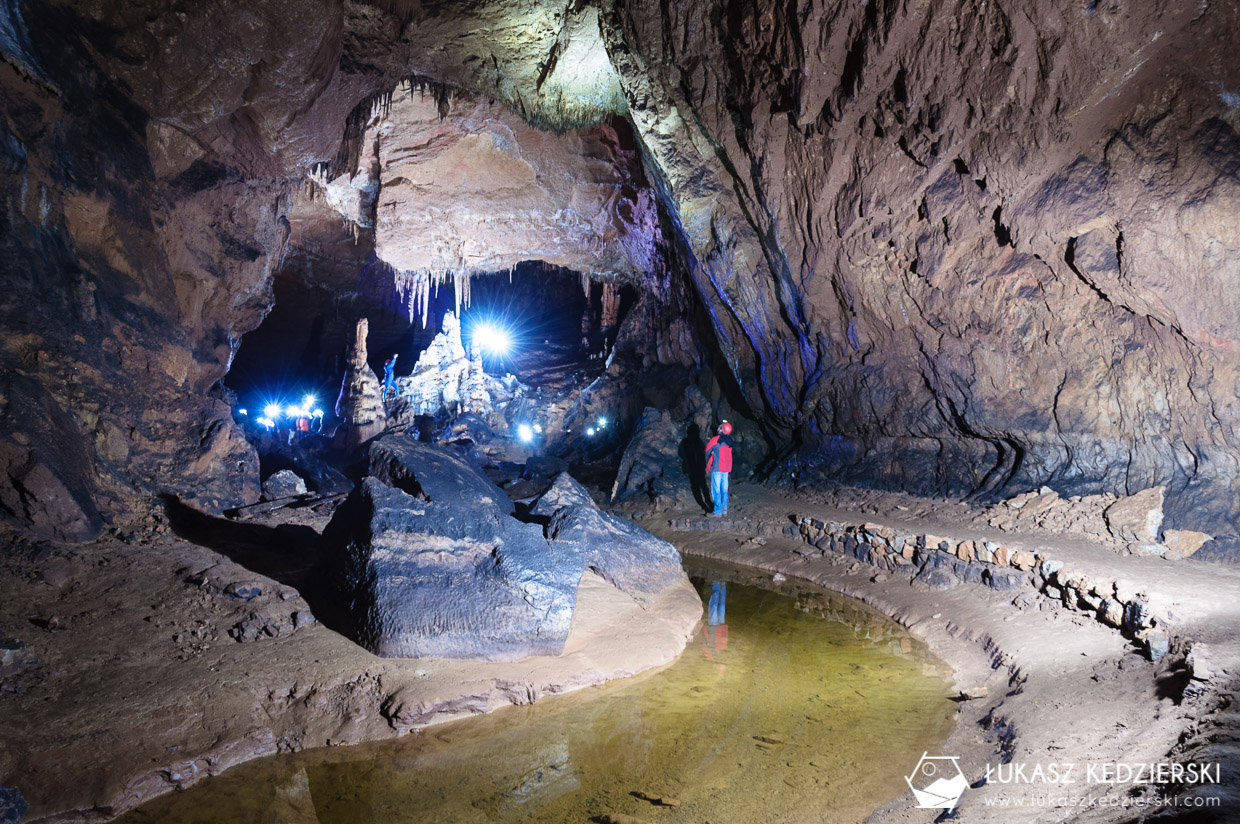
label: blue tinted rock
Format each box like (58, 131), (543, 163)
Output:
(984, 569), (1025, 591)
(0, 786), (27, 824)
(533, 473), (685, 598)
(912, 567), (959, 591)
(323, 477), (570, 661)
(369, 435), (513, 515)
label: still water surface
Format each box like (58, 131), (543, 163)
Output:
(120, 561), (955, 823)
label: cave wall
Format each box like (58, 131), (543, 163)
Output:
(5, 0), (1240, 559)
(0, 0), (417, 538)
(598, 0), (1240, 556)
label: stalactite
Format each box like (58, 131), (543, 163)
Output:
(395, 267), (477, 328)
(407, 73), (455, 119)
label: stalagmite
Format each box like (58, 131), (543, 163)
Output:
(334, 318), (387, 449)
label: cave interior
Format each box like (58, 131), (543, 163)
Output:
(3, 0), (1240, 820)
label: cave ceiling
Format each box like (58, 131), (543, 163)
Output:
(309, 85), (658, 302)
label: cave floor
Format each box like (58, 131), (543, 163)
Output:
(1, 481), (1237, 823)
(638, 483), (1240, 821)
(0, 500), (701, 823)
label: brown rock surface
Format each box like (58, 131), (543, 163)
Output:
(1104, 486), (1165, 544)
(315, 87), (658, 293)
(599, 0), (1240, 556)
(1163, 529), (1213, 560)
(5, 0), (1240, 555)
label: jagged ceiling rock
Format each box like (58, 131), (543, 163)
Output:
(383, 2), (627, 130)
(314, 86), (658, 288)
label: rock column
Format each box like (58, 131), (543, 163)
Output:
(335, 318), (386, 450)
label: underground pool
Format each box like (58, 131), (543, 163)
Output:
(117, 562), (956, 824)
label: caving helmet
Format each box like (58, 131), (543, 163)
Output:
(719, 421), (733, 435)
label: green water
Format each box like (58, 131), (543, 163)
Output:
(119, 562), (956, 824)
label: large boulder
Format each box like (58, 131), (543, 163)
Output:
(610, 407), (697, 509)
(321, 476), (575, 661)
(261, 469), (307, 500)
(533, 473), (686, 599)
(1105, 487), (1165, 544)
(320, 437), (688, 661)
(368, 436), (512, 515)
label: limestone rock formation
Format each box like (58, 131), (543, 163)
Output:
(313, 84), (659, 322)
(532, 472), (685, 599)
(261, 470), (307, 501)
(1104, 487), (1165, 544)
(1163, 529), (1212, 560)
(322, 475), (573, 661)
(320, 435), (688, 660)
(599, 0), (1240, 556)
(390, 312), (498, 417)
(368, 436), (513, 516)
(610, 407), (694, 509)
(610, 388), (725, 509)
(6, 0), (1240, 560)
(335, 319), (386, 449)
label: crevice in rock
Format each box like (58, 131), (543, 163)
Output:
(839, 0), (878, 99)
(1064, 235), (1112, 303)
(991, 206), (1011, 247)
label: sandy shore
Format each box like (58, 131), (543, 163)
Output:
(0, 504), (701, 823)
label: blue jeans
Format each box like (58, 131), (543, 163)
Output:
(711, 471), (729, 514)
(708, 582), (727, 626)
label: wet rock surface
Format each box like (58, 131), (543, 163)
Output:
(320, 436), (688, 660)
(533, 472), (685, 599)
(322, 475), (572, 661)
(367, 436), (513, 515)
(0, 485), (700, 823)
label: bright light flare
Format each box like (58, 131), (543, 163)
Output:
(264, 404), (282, 419)
(472, 322), (511, 356)
(312, 408), (324, 418)
(597, 417), (608, 428)
(586, 427), (596, 437)
(517, 424), (534, 443)
(303, 394), (316, 407)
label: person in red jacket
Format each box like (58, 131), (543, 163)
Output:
(705, 421), (734, 515)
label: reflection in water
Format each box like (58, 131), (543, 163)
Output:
(702, 581), (728, 672)
(120, 562), (955, 824)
